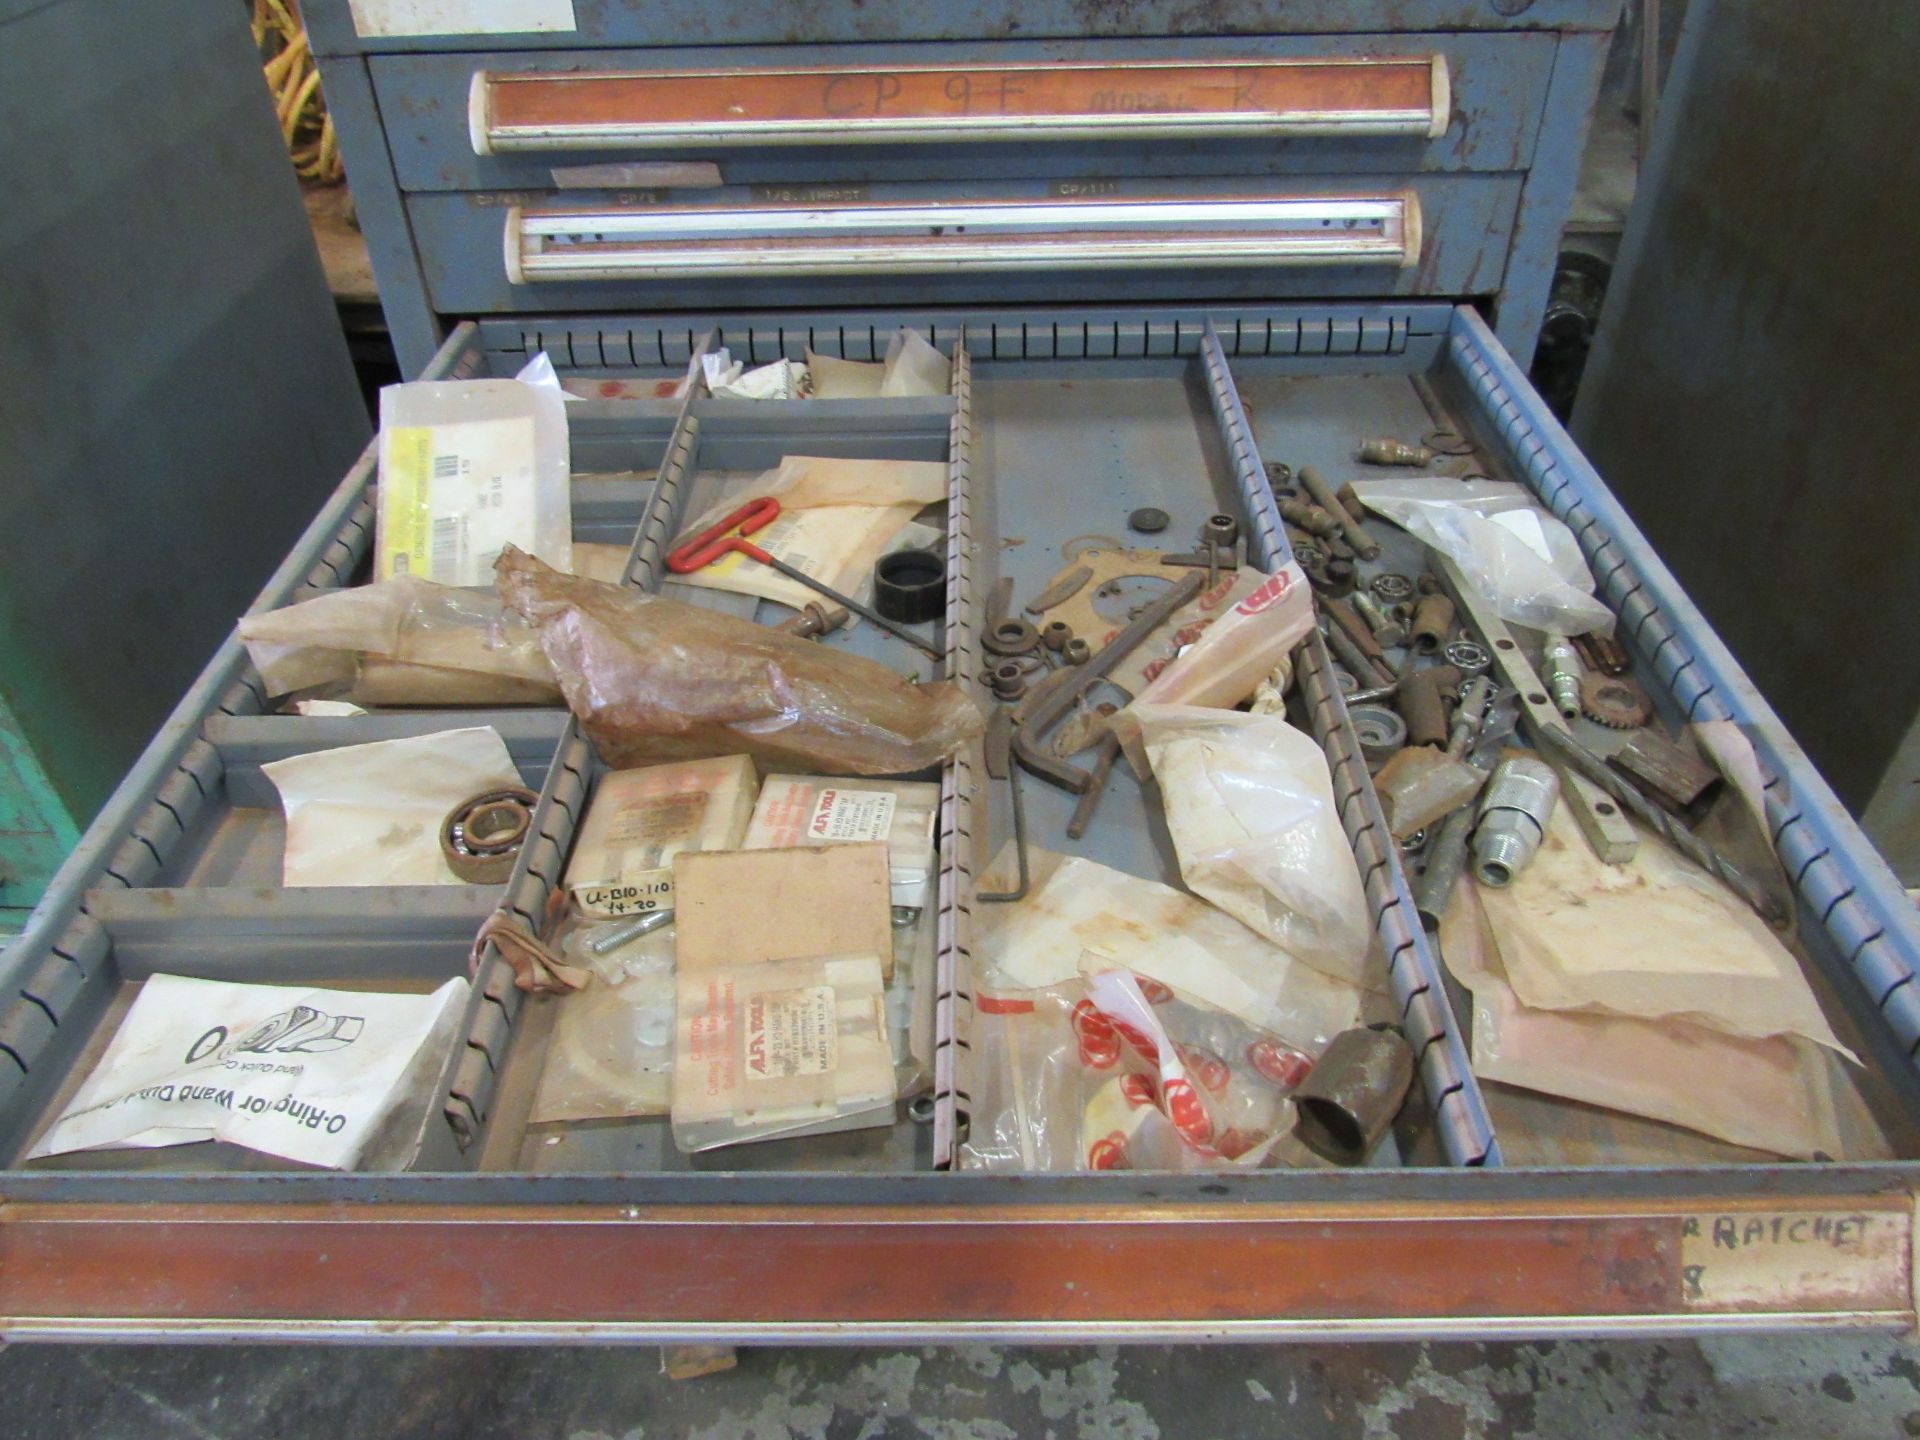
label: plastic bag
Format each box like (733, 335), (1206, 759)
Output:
(28, 974), (468, 1170)
(1111, 705), (1372, 984)
(497, 547), (983, 776)
(530, 920), (677, 1123)
(238, 576), (558, 701)
(957, 964), (1315, 1173)
(975, 846), (1373, 1046)
(376, 377), (571, 584)
(1129, 565), (1314, 710)
(1472, 806), (1850, 1056)
(1443, 879), (1881, 1159)
(1348, 478), (1613, 636)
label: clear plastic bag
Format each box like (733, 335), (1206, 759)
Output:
(1129, 564), (1314, 709)
(497, 547), (983, 776)
(976, 846), (1374, 1047)
(376, 377), (572, 584)
(957, 963), (1316, 1173)
(1347, 478), (1614, 636)
(237, 576), (557, 702)
(530, 919), (677, 1123)
(1112, 705), (1372, 984)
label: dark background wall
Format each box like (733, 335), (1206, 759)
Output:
(1572, 0), (1920, 878)
(0, 0), (368, 854)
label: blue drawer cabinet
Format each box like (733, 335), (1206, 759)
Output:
(307, 1), (1619, 375)
(12, 0), (1920, 1346)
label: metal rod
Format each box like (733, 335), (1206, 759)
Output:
(760, 553), (944, 659)
(1531, 723), (1789, 927)
(1299, 465), (1380, 560)
(1066, 732), (1122, 840)
(975, 761), (1030, 904)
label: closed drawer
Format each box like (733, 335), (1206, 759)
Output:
(369, 33), (1557, 193)
(407, 173), (1521, 315)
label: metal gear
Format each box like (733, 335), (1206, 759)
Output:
(1579, 672), (1653, 729)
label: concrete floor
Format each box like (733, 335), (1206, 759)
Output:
(5, 1335), (1920, 1438)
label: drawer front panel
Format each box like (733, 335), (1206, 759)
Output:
(370, 34), (1555, 192)
(410, 174), (1520, 315)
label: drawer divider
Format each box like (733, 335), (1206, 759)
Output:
(1202, 321), (1501, 1167)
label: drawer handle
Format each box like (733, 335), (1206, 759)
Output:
(471, 57), (1451, 154)
(504, 192), (1423, 283)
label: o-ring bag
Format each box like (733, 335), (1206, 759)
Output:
(957, 962), (1318, 1173)
(496, 548), (982, 776)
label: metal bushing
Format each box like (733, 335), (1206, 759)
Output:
(1061, 637), (1091, 666)
(1292, 1026), (1417, 1166)
(989, 661), (1029, 701)
(1200, 513), (1241, 550)
(1395, 664), (1462, 749)
(1041, 620), (1073, 652)
(873, 548), (946, 623)
(1348, 704), (1408, 767)
(1408, 593), (1456, 654)
(982, 617), (1041, 656)
(441, 785), (540, 884)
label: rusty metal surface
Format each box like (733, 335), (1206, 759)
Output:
(479, 57), (1445, 150)
(0, 1193), (1909, 1337)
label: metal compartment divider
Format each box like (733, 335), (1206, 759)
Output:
(1197, 321), (1496, 1166)
(439, 364), (707, 1149)
(932, 344), (978, 1169)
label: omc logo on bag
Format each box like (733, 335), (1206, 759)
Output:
(184, 1004), (366, 1065)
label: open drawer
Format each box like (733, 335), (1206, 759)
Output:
(1, 303), (1917, 1341)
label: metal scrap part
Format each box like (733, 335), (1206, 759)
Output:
(1580, 672), (1654, 729)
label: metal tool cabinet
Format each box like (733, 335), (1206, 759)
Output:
(4, 0), (1920, 1342)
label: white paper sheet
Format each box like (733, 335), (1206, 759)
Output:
(262, 727), (521, 887)
(30, 974), (469, 1170)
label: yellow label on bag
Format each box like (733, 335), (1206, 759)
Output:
(377, 418), (537, 585)
(378, 426), (435, 581)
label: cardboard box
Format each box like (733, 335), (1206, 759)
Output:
(673, 842), (895, 978)
(564, 755), (758, 918)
